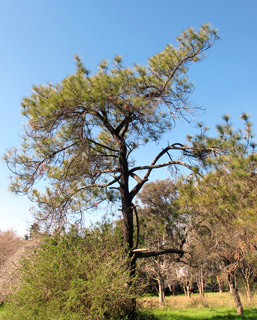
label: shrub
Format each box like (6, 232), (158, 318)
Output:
(0, 230), (23, 267)
(3, 223), (140, 320)
(0, 230), (30, 304)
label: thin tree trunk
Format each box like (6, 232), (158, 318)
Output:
(186, 282), (191, 298)
(201, 268), (204, 297)
(217, 275), (223, 294)
(197, 268), (204, 297)
(173, 284), (176, 296)
(201, 279), (204, 297)
(197, 280), (201, 295)
(228, 273), (243, 315)
(168, 283), (176, 296)
(158, 278), (165, 304)
(245, 278), (251, 302)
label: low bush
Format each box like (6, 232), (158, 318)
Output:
(3, 223), (141, 320)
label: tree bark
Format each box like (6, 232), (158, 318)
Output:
(197, 268), (204, 297)
(201, 268), (204, 297)
(119, 146), (133, 250)
(158, 278), (165, 304)
(117, 139), (137, 317)
(168, 283), (176, 296)
(185, 282), (191, 298)
(217, 275), (223, 294)
(228, 273), (243, 315)
(245, 278), (251, 302)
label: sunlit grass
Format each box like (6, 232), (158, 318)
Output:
(139, 291), (257, 319)
(140, 291), (257, 310)
(1, 292), (257, 319)
(0, 306), (5, 318)
(151, 307), (257, 320)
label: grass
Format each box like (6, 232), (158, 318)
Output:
(0, 306), (5, 318)
(151, 307), (257, 319)
(140, 291), (257, 309)
(1, 292), (256, 319)
(139, 291), (257, 319)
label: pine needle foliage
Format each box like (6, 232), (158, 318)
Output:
(4, 25), (218, 245)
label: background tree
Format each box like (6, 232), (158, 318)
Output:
(0, 230), (38, 305)
(136, 179), (188, 303)
(178, 114), (257, 315)
(4, 25), (218, 267)
(137, 179), (187, 251)
(0, 230), (23, 268)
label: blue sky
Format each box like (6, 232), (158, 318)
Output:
(1, 0), (257, 235)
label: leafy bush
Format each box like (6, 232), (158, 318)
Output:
(3, 223), (141, 320)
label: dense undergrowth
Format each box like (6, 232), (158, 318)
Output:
(1, 226), (142, 320)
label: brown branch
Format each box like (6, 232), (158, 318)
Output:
(95, 167), (120, 174)
(129, 160), (192, 200)
(129, 144), (216, 199)
(93, 110), (117, 137)
(19, 142), (77, 184)
(87, 138), (119, 153)
(134, 248), (184, 258)
(74, 175), (120, 193)
(130, 172), (144, 184)
(131, 160), (193, 173)
(162, 49), (203, 93)
(115, 113), (131, 136)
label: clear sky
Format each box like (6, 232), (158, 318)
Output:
(1, 0), (257, 236)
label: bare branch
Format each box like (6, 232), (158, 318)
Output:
(131, 160), (193, 174)
(74, 175), (120, 192)
(130, 172), (144, 184)
(87, 138), (119, 153)
(134, 248), (184, 258)
(129, 144), (216, 199)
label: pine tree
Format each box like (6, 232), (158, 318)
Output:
(5, 25), (218, 278)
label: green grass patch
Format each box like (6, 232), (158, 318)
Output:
(1, 292), (257, 319)
(0, 306), (6, 319)
(140, 292), (257, 319)
(151, 307), (257, 319)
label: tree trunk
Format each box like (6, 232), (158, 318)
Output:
(197, 268), (204, 297)
(172, 284), (176, 296)
(228, 273), (243, 315)
(245, 278), (251, 302)
(185, 282), (191, 298)
(118, 140), (136, 317)
(201, 268), (204, 297)
(217, 275), (223, 294)
(158, 278), (165, 304)
(168, 283), (176, 296)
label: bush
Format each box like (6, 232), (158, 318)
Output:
(0, 230), (30, 304)
(3, 223), (140, 320)
(0, 230), (23, 267)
